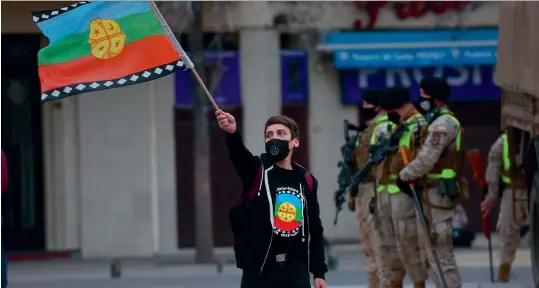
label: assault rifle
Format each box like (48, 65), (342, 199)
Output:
(333, 120), (366, 225)
(349, 122), (410, 187)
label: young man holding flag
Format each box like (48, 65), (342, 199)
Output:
(217, 110), (327, 288)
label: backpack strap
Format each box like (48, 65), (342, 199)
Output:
(304, 171), (314, 192)
(237, 157), (264, 204)
(293, 161), (314, 192)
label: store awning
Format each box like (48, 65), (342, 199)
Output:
(317, 28), (498, 69)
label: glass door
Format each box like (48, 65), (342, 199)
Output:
(1, 34), (46, 252)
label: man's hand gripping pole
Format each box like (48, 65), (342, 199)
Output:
(467, 149), (494, 283)
(399, 146), (448, 288)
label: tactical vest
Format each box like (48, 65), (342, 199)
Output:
(374, 113), (424, 194)
(355, 115), (389, 183)
(501, 132), (527, 189)
(423, 111), (464, 183)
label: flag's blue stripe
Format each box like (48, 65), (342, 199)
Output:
(37, 1), (151, 44)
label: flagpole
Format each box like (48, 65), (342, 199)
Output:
(148, 1), (219, 111)
(148, 79), (160, 256)
(149, 1), (215, 263)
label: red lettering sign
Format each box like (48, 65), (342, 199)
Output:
(354, 1), (471, 30)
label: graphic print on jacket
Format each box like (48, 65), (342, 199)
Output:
(274, 187), (304, 237)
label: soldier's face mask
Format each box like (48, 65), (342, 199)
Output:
(360, 107), (377, 123)
(416, 97), (435, 115)
(387, 112), (400, 124)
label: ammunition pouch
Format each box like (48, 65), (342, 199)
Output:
(424, 145), (468, 209)
(511, 187), (530, 226)
(504, 168), (530, 226)
(438, 179), (460, 199)
(424, 177), (468, 210)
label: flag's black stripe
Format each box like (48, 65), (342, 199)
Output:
(31, 1), (93, 24)
(40, 59), (187, 103)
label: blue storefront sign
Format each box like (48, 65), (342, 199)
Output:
(319, 28), (500, 104)
(175, 51), (241, 107)
(334, 46), (497, 69)
(340, 65), (500, 104)
(281, 50), (309, 103)
(320, 28), (498, 69)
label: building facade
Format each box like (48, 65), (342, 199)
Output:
(1, 1), (500, 258)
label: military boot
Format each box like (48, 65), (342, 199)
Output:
(413, 282), (426, 288)
(497, 263), (511, 283)
(389, 280), (403, 288)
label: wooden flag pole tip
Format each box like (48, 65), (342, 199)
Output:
(190, 68), (219, 111)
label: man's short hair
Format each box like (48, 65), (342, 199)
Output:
(264, 115), (300, 139)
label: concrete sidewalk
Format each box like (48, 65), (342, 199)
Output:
(6, 232), (532, 284)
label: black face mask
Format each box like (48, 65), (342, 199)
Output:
(360, 108), (377, 124)
(265, 138), (291, 161)
(387, 112), (400, 124)
(416, 97), (436, 115)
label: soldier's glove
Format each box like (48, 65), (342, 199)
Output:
(396, 176), (424, 198)
(396, 176), (413, 197)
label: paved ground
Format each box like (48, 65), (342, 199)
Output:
(6, 235), (534, 288)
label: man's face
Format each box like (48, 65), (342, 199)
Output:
(420, 88), (431, 99)
(265, 124), (299, 149)
(362, 102), (375, 109)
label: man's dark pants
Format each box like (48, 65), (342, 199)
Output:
(240, 261), (310, 288)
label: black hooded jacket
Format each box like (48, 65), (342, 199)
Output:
(226, 131), (327, 279)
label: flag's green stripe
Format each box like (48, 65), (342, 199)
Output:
(38, 11), (165, 66)
(293, 208), (303, 221)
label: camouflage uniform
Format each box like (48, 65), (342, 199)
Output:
(354, 183), (377, 287)
(399, 106), (463, 288)
(485, 133), (529, 282)
(372, 108), (428, 288)
(352, 114), (387, 287)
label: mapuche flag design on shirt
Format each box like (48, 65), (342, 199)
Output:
(273, 189), (303, 237)
(32, 1), (190, 102)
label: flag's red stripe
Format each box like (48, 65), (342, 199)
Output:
(38, 35), (180, 92)
(274, 217), (301, 232)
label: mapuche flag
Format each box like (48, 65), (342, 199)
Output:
(32, 1), (193, 102)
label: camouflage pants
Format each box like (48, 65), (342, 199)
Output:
(497, 188), (529, 264)
(355, 183), (378, 287)
(373, 188), (428, 286)
(419, 187), (462, 288)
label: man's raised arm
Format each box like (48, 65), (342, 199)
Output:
(216, 110), (259, 187)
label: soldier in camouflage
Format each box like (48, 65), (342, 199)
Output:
(371, 87), (428, 288)
(397, 78), (464, 288)
(481, 130), (529, 282)
(347, 89), (387, 288)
